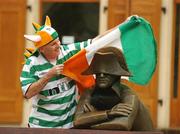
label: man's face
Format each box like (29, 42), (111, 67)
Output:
(95, 73), (119, 89)
(40, 38), (61, 59)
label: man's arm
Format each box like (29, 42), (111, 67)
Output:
(25, 73), (51, 99)
(25, 64), (64, 99)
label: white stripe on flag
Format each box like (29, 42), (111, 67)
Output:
(85, 28), (123, 65)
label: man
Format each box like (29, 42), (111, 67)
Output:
(73, 47), (154, 131)
(20, 16), (92, 128)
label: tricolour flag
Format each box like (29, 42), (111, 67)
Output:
(62, 15), (157, 90)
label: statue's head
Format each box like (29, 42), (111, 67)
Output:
(82, 47), (131, 89)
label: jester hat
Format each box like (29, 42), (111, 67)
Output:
(24, 16), (59, 48)
(21, 47), (35, 64)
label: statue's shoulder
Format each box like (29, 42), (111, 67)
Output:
(118, 83), (137, 95)
(114, 83), (131, 90)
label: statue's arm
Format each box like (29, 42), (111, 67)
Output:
(74, 108), (109, 128)
(73, 89), (109, 128)
(119, 93), (139, 130)
(122, 91), (139, 115)
(73, 95), (137, 129)
(90, 94), (139, 130)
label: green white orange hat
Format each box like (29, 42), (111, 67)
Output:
(24, 16), (59, 48)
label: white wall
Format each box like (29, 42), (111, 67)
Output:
(21, 0), (40, 127)
(157, 0), (173, 128)
(99, 0), (108, 33)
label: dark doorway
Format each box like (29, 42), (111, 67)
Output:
(42, 2), (99, 44)
(170, 2), (180, 128)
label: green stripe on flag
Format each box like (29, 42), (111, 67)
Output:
(119, 16), (157, 85)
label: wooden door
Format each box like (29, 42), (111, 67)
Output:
(108, 0), (161, 126)
(0, 1), (26, 123)
(170, 0), (180, 128)
(108, 0), (130, 28)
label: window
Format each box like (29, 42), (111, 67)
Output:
(173, 4), (180, 98)
(42, 2), (99, 43)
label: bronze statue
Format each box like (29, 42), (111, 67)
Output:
(73, 47), (154, 131)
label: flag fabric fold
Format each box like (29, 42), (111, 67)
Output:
(62, 15), (157, 90)
(63, 49), (95, 88)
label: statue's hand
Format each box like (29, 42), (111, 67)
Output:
(107, 103), (133, 119)
(83, 102), (96, 113)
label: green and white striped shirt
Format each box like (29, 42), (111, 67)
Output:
(20, 39), (91, 128)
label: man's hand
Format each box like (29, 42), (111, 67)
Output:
(46, 64), (64, 78)
(107, 103), (133, 119)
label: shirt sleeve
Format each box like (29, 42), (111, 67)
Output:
(67, 39), (92, 51)
(80, 39), (92, 49)
(20, 58), (38, 96)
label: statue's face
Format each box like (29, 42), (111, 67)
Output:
(95, 73), (119, 89)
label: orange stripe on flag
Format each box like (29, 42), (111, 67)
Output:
(62, 49), (95, 90)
